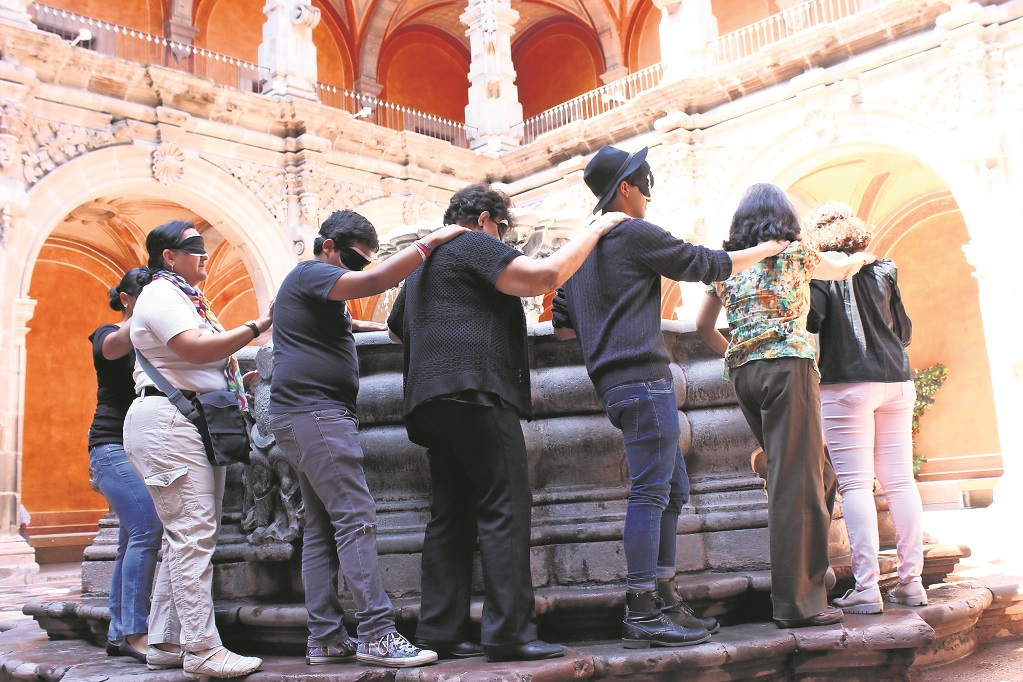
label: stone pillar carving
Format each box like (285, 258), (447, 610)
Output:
(165, 0), (198, 47)
(653, 0), (718, 82)
(962, 207), (1023, 484)
(258, 0), (320, 101)
(0, 0), (34, 30)
(461, 0), (523, 153)
(0, 297), (39, 584)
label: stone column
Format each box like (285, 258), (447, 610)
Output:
(0, 0), (34, 30)
(962, 223), (1023, 488)
(165, 0), (198, 47)
(461, 0), (523, 153)
(258, 0), (320, 101)
(653, 0), (718, 82)
(0, 297), (39, 585)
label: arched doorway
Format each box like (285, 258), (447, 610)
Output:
(783, 150), (1002, 495)
(14, 145), (291, 562)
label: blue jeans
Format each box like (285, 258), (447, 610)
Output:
(270, 408), (395, 645)
(89, 443), (162, 642)
(601, 378), (690, 591)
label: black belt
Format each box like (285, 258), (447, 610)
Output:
(142, 386), (196, 400)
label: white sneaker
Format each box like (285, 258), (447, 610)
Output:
(832, 585), (883, 614)
(356, 632), (438, 668)
(888, 580), (928, 606)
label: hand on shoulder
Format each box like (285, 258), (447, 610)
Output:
(590, 211), (630, 237)
(760, 239), (790, 256)
(424, 224), (470, 248)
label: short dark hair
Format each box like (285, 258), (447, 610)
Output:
(804, 201), (872, 254)
(107, 267), (150, 311)
(313, 210), (379, 255)
(145, 220), (194, 271)
(621, 161), (654, 196)
(723, 184), (801, 251)
(443, 183), (515, 228)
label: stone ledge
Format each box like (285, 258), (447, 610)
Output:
(7, 581), (1021, 682)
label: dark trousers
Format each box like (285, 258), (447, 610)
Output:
(409, 400), (538, 646)
(730, 357), (831, 621)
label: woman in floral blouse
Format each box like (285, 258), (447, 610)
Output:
(696, 183), (873, 629)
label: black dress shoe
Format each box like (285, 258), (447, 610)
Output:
(119, 639), (148, 663)
(415, 640), (485, 659)
(485, 640), (564, 662)
(106, 640), (123, 656)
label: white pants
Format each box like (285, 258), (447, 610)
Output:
(820, 381), (923, 590)
(124, 395), (226, 651)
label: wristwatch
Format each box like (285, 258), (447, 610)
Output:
(244, 321), (260, 338)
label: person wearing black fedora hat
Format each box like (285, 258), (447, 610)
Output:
(552, 145), (790, 648)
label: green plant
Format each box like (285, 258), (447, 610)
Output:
(911, 363), (948, 475)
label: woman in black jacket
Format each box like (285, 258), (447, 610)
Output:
(805, 202), (927, 615)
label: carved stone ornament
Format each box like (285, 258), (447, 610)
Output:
(308, 176), (385, 219)
(16, 115), (126, 187)
(802, 106), (837, 146)
(402, 193), (429, 225)
(291, 0), (321, 28)
(152, 142), (186, 185)
(897, 39), (989, 132)
(200, 155), (289, 225)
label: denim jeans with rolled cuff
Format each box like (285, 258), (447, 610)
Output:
(601, 378), (690, 592)
(89, 442), (162, 643)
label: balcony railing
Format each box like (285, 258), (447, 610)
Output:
(315, 83), (473, 148)
(519, 0), (892, 142)
(715, 0), (886, 62)
(30, 3), (267, 92)
(30, 0), (895, 149)
(516, 63), (665, 144)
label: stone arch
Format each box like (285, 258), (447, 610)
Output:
(623, 0), (661, 71)
(513, 17), (603, 119)
(581, 0), (626, 78)
(10, 142), (292, 552)
(712, 107), (992, 245)
(708, 108), (1001, 488)
(17, 144), (291, 301)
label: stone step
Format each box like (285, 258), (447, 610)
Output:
(6, 581), (1023, 682)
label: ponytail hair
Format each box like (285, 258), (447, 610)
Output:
(107, 266), (152, 311)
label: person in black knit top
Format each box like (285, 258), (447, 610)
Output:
(552, 146), (789, 648)
(387, 183), (627, 663)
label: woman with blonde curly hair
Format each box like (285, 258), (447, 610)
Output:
(804, 202), (927, 615)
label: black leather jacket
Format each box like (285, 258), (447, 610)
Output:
(806, 258), (912, 384)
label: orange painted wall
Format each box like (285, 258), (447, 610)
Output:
(44, 0), (163, 33)
(380, 34), (468, 122)
(890, 213), (1001, 465)
(23, 251), (117, 514)
(515, 29), (601, 120)
(23, 234), (257, 520)
(196, 0), (263, 61)
(628, 4), (662, 71)
(712, 0), (776, 35)
(197, 0), (351, 88)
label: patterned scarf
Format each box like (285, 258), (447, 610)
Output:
(153, 270), (247, 409)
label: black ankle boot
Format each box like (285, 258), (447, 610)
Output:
(657, 579), (720, 634)
(622, 591), (711, 648)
